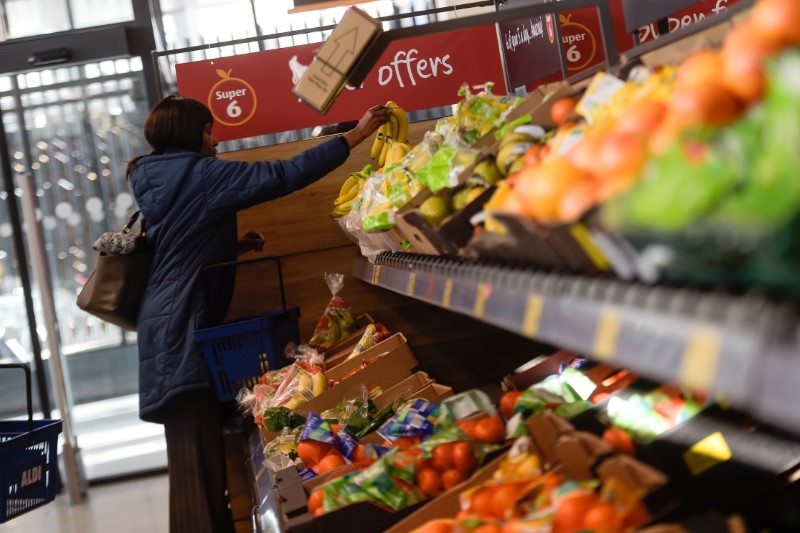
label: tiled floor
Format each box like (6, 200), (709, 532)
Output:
(2, 472), (169, 533)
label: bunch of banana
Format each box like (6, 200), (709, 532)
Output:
(495, 125), (544, 176)
(371, 100), (410, 168)
(331, 165), (371, 218)
(382, 138), (414, 169)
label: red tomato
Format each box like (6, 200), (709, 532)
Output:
(431, 443), (455, 472)
(472, 414), (506, 444)
(499, 390), (523, 420)
(452, 441), (476, 475)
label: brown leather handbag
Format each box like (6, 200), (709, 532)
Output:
(76, 210), (151, 331)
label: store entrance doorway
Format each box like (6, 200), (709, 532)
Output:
(0, 58), (167, 480)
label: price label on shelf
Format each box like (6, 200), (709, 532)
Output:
(593, 308), (620, 361)
(371, 265), (381, 285)
(474, 282), (492, 318)
(680, 327), (722, 392)
(442, 279), (454, 309)
(522, 294), (544, 337)
(407, 272), (416, 296)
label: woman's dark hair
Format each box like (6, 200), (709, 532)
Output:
(126, 95), (213, 178)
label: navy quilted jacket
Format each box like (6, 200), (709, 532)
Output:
(129, 136), (349, 423)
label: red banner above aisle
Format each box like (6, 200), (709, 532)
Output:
(175, 25), (506, 142)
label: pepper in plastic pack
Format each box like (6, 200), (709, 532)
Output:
(308, 273), (357, 351)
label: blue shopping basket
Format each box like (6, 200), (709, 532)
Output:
(0, 363), (62, 523)
(195, 256), (301, 401)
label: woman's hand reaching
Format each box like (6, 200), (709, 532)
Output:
(342, 105), (390, 150)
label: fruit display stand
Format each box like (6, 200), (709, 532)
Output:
(202, 0), (800, 530)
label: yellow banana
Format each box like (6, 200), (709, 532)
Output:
(391, 106), (409, 143)
(334, 187), (359, 206)
(311, 371), (327, 396)
(371, 124), (387, 160)
(339, 174), (359, 195)
(407, 150), (431, 173)
(379, 136), (390, 168)
(387, 113), (399, 141)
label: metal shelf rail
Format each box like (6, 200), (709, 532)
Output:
(353, 252), (800, 435)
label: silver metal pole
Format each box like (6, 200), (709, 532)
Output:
(19, 173), (87, 505)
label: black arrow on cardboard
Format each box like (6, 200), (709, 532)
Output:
(320, 27), (359, 77)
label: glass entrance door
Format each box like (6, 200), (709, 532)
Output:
(0, 57), (167, 480)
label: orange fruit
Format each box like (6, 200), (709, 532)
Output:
(615, 99), (668, 137)
(594, 131), (647, 182)
(417, 467), (443, 497)
(490, 484), (521, 520)
(470, 486), (497, 518)
(418, 520), (455, 533)
(441, 468), (466, 490)
(351, 444), (368, 463)
(515, 158), (593, 222)
(583, 501), (623, 531)
(307, 488), (324, 514)
(553, 492), (601, 533)
(675, 50), (723, 89)
(550, 97), (578, 125)
(453, 441), (476, 475)
(396, 435), (420, 450)
(564, 130), (606, 174)
(602, 427), (636, 455)
(523, 144), (545, 167)
(751, 0), (800, 47)
(431, 443), (455, 472)
(558, 181), (598, 222)
(314, 452), (346, 474)
(669, 82), (743, 128)
(721, 22), (784, 103)
(297, 440), (331, 467)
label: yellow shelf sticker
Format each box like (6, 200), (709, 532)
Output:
(593, 308), (620, 361)
(680, 327), (721, 392)
(254, 464), (267, 481)
(523, 294), (544, 337)
(407, 272), (416, 296)
(474, 282), (490, 318)
(442, 279), (453, 308)
(569, 223), (610, 271)
(684, 431), (732, 476)
(371, 265), (381, 285)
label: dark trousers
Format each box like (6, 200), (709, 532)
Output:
(161, 389), (235, 533)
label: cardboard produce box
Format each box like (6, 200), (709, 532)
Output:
(373, 371), (454, 410)
(297, 333), (419, 416)
(292, 7), (382, 113)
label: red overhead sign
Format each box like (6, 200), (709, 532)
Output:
(176, 25), (506, 141)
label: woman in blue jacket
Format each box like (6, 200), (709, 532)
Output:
(127, 95), (387, 533)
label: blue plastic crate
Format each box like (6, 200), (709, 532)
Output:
(0, 419), (62, 523)
(194, 306), (301, 401)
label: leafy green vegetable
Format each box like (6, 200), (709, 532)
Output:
(261, 407), (306, 432)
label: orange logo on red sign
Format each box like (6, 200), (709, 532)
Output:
(559, 14), (597, 71)
(207, 69), (257, 127)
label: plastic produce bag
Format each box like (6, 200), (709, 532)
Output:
(309, 273), (357, 351)
(263, 427), (303, 472)
(270, 361), (327, 410)
(414, 144), (481, 193)
(344, 323), (391, 363)
(361, 167), (424, 232)
(451, 82), (521, 146)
